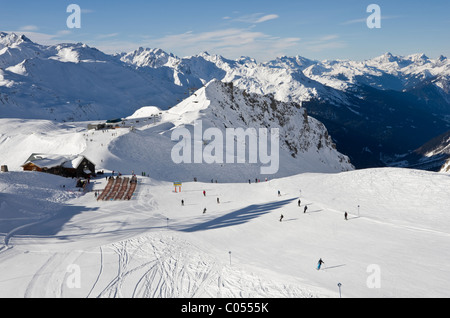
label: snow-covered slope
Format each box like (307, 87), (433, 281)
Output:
(0, 119), (87, 170)
(0, 167), (449, 298)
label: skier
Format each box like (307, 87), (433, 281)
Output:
(203, 208), (207, 214)
(217, 198), (220, 204)
(345, 212), (348, 221)
(181, 200), (184, 206)
(203, 190), (206, 197)
(298, 199), (301, 207)
(304, 206), (308, 214)
(279, 214), (284, 222)
(317, 258), (325, 270)
(278, 190), (281, 197)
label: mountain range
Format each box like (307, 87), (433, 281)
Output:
(1, 32), (449, 170)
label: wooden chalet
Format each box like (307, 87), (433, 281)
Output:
(22, 154), (95, 178)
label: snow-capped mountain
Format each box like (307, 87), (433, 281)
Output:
(119, 49), (348, 106)
(0, 79), (353, 182)
(304, 52), (450, 94)
(1, 32), (450, 169)
(0, 32), (187, 121)
(161, 79), (354, 177)
(117, 47), (179, 69)
(103, 46), (450, 170)
(99, 79), (354, 181)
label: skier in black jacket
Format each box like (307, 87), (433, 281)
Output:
(317, 258), (325, 270)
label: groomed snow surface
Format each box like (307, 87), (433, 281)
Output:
(0, 167), (449, 298)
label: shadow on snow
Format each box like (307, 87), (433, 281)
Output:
(179, 198), (297, 233)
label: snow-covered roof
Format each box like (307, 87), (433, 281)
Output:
(63, 155), (85, 169)
(22, 153), (92, 169)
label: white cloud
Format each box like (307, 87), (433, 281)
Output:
(56, 30), (72, 36)
(5, 25), (301, 62)
(230, 13), (280, 24)
(340, 18), (367, 26)
(302, 34), (346, 53)
(341, 15), (402, 25)
(97, 33), (120, 39)
(318, 35), (340, 42)
(19, 25), (39, 31)
(143, 28), (300, 62)
(254, 14), (279, 23)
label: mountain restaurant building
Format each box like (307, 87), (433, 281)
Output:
(22, 154), (95, 178)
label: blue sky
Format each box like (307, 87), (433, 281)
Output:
(1, 0), (449, 62)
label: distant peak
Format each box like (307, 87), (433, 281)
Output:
(0, 32), (33, 46)
(20, 34), (32, 42)
(407, 53), (429, 61)
(236, 56), (257, 64)
(382, 52), (396, 60)
(371, 52), (400, 63)
(130, 47), (171, 56)
(120, 47), (176, 68)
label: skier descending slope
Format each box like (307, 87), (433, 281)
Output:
(317, 258), (325, 270)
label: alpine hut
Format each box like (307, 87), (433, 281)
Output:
(22, 154), (96, 178)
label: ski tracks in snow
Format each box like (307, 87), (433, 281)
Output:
(90, 233), (319, 298)
(94, 234), (221, 298)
